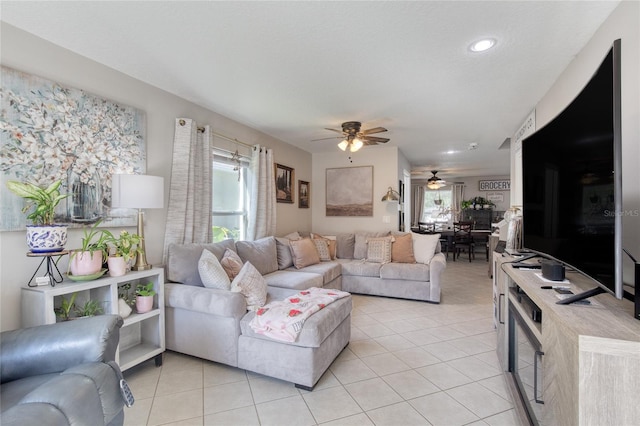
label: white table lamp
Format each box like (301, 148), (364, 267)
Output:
(111, 174), (164, 270)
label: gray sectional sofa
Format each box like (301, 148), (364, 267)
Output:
(163, 231), (445, 389)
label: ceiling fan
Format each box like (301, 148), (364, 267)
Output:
(427, 171), (447, 189)
(312, 121), (389, 152)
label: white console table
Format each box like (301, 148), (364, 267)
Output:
(493, 254), (640, 425)
(21, 268), (165, 371)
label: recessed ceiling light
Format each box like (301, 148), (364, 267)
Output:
(469, 38), (496, 52)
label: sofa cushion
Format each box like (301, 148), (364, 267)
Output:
(289, 261), (342, 286)
(391, 233), (416, 263)
(165, 283), (246, 317)
(354, 231), (390, 259)
(166, 240), (237, 286)
(275, 237), (295, 270)
(366, 236), (394, 263)
(236, 237), (278, 275)
(240, 296), (352, 348)
(340, 260), (382, 277)
(289, 238), (321, 269)
(220, 248), (243, 280)
(263, 270), (324, 290)
(412, 233), (441, 264)
(231, 262), (267, 311)
(335, 233), (355, 259)
(198, 250), (231, 290)
(312, 238), (332, 261)
(380, 262), (430, 281)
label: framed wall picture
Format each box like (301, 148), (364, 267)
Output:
(298, 180), (310, 208)
(275, 163), (294, 203)
(326, 166), (373, 216)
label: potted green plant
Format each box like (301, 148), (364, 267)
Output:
(74, 299), (104, 318)
(135, 282), (156, 314)
(69, 219), (110, 277)
(117, 283), (134, 318)
(460, 199), (473, 211)
(6, 180), (70, 252)
(54, 292), (77, 321)
(104, 230), (143, 277)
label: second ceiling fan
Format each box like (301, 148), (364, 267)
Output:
(313, 121), (389, 152)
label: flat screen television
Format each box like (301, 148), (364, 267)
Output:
(521, 39), (627, 304)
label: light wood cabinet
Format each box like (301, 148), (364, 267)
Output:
(495, 258), (640, 425)
(21, 268), (165, 371)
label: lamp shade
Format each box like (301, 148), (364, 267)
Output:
(112, 174), (164, 209)
(381, 187), (399, 202)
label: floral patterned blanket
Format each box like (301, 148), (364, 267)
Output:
(249, 287), (350, 343)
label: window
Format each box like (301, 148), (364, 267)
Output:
(212, 151), (249, 241)
(422, 188), (452, 225)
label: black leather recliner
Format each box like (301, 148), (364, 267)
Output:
(1, 315), (129, 425)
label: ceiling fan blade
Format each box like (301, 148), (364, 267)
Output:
(361, 136), (389, 143)
(324, 128), (344, 134)
(362, 127), (387, 135)
(311, 136), (343, 141)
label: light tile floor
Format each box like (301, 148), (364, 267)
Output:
(123, 257), (525, 426)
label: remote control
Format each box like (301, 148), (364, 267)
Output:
(120, 379), (135, 407)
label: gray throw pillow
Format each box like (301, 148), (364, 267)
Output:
(275, 237), (295, 270)
(335, 233), (355, 259)
(167, 240), (236, 286)
(235, 236), (278, 276)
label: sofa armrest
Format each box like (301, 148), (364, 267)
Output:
(428, 252), (447, 301)
(165, 283), (247, 318)
(1, 362), (124, 426)
(0, 315), (122, 384)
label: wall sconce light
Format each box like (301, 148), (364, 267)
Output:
(381, 187), (400, 202)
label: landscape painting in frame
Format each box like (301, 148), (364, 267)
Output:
(275, 163), (294, 204)
(0, 66), (145, 231)
(326, 166), (373, 216)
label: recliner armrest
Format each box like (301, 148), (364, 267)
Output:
(0, 315), (122, 384)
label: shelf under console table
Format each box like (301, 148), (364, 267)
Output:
(494, 255), (640, 425)
(21, 268), (165, 371)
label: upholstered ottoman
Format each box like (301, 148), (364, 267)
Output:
(237, 295), (352, 390)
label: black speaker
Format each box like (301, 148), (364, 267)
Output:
(541, 260), (565, 281)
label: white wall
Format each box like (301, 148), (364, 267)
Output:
(311, 145), (400, 235)
(519, 1), (639, 281)
(0, 24), (312, 331)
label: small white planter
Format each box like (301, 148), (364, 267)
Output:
(136, 295), (154, 314)
(26, 225), (68, 253)
(107, 256), (127, 277)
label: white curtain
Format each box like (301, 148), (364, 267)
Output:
(163, 118), (212, 262)
(451, 183), (465, 222)
(246, 144), (276, 240)
(411, 184), (426, 226)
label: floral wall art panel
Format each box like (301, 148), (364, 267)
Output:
(326, 166), (373, 216)
(0, 66), (145, 231)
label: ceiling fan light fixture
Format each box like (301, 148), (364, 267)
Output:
(350, 138), (364, 152)
(338, 140), (349, 151)
(427, 181), (442, 190)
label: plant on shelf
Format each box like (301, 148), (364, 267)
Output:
(54, 292), (77, 321)
(135, 282), (156, 314)
(74, 299), (104, 318)
(460, 199), (473, 210)
(117, 282), (134, 318)
(6, 179), (70, 252)
(69, 219), (110, 277)
(105, 230), (143, 263)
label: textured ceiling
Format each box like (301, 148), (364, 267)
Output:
(1, 1), (619, 180)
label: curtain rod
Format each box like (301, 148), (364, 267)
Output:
(177, 119), (252, 149)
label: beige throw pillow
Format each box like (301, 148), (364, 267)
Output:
(289, 238), (321, 269)
(198, 249), (231, 290)
(230, 262), (267, 311)
(312, 238), (332, 261)
(412, 233), (441, 264)
(220, 248), (243, 280)
(391, 233), (416, 263)
(312, 233), (337, 260)
(366, 236), (394, 263)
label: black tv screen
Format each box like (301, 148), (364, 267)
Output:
(522, 39), (622, 299)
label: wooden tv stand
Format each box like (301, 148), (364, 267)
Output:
(493, 253), (640, 425)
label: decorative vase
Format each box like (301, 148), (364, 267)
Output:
(69, 250), (103, 276)
(118, 298), (132, 318)
(136, 295), (154, 314)
(26, 225), (68, 253)
(107, 256), (127, 277)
